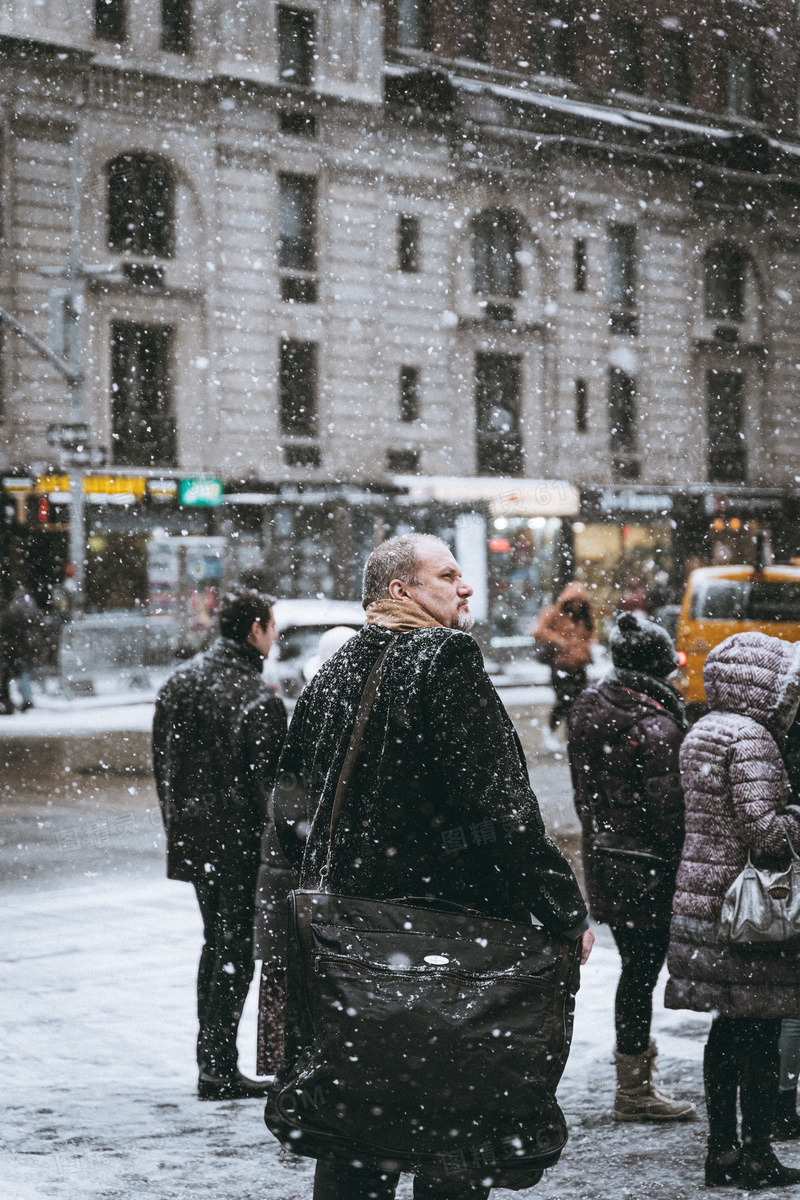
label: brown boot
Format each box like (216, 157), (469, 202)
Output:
(613, 1039), (696, 1122)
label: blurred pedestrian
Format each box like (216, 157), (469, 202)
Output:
(50, 563), (78, 626)
(532, 582), (594, 750)
(153, 588), (287, 1100)
(618, 576), (648, 615)
(270, 534), (592, 1199)
(666, 632), (800, 1188)
(568, 612), (694, 1122)
(646, 569), (672, 613)
(0, 584), (46, 713)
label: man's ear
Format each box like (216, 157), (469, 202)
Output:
(387, 579), (409, 602)
(246, 619), (261, 644)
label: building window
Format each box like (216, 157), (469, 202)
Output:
(281, 278), (318, 303)
(707, 370), (746, 483)
(162, 0), (191, 52)
(456, 0), (489, 62)
(108, 155), (174, 258)
(662, 30), (690, 105)
(280, 111), (316, 138)
(278, 174), (315, 271)
(704, 243), (746, 324)
(279, 7), (315, 86)
(280, 341), (317, 436)
(387, 448), (420, 472)
(110, 323), (176, 468)
(526, 3), (574, 79)
(475, 353), (523, 475)
(608, 367), (638, 479)
(284, 444), (320, 468)
(728, 50), (759, 119)
(613, 20), (644, 95)
(397, 0), (431, 50)
(574, 237), (588, 292)
(95, 0), (125, 41)
(472, 210), (521, 297)
(399, 365), (420, 422)
(575, 378), (588, 432)
(398, 215), (420, 273)
(607, 224), (636, 309)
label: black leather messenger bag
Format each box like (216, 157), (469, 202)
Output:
(265, 643), (581, 1189)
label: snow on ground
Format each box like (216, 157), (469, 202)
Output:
(0, 689), (555, 738)
(0, 697), (156, 736)
(6, 867), (797, 1200)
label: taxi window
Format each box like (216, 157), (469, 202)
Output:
(691, 582), (744, 620)
(690, 579), (800, 622)
(747, 583), (800, 623)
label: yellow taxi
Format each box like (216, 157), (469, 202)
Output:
(675, 564), (800, 715)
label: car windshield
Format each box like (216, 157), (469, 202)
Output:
(690, 580), (800, 622)
(278, 624), (359, 661)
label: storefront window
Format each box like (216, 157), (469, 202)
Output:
(708, 517), (764, 566)
(487, 516), (561, 637)
(572, 520), (674, 632)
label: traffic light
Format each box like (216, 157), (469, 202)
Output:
(37, 496), (49, 524)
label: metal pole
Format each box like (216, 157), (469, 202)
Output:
(66, 145), (86, 614)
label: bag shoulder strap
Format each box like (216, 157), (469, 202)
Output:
(319, 639), (393, 889)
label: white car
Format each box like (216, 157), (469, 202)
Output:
(264, 598), (366, 701)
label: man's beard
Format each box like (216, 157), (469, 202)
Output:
(455, 608), (474, 631)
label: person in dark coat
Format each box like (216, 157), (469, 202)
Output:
(153, 587), (287, 1100)
(0, 585), (46, 713)
(271, 533), (593, 1200)
(666, 632), (800, 1188)
(568, 611), (693, 1123)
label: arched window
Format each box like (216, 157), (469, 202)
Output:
(471, 210), (521, 297)
(108, 154), (174, 257)
(704, 242), (747, 323)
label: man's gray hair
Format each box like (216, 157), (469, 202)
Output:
(362, 534), (448, 609)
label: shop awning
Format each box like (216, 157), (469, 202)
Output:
(390, 475), (580, 517)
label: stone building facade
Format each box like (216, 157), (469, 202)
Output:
(1, 0), (800, 616)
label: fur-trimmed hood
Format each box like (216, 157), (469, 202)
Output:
(702, 632), (800, 742)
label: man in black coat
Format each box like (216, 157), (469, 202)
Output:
(568, 612), (692, 1122)
(272, 534), (592, 1200)
(153, 588), (287, 1099)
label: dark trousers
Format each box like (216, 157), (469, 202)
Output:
(610, 925), (671, 1055)
(194, 878), (256, 1077)
(312, 1157), (491, 1200)
(704, 1016), (781, 1152)
(550, 666), (586, 730)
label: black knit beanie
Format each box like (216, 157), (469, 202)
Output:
(609, 611), (679, 679)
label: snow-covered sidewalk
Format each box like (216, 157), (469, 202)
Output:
(7, 870), (793, 1200)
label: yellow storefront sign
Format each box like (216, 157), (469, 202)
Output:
(35, 475), (147, 498)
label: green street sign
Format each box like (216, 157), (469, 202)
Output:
(178, 477), (224, 507)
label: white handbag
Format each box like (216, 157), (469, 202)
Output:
(720, 840), (800, 943)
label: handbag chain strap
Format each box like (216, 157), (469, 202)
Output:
(318, 639), (393, 891)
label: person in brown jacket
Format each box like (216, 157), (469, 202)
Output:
(533, 582), (594, 749)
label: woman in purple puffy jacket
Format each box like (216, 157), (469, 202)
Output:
(666, 632), (800, 1189)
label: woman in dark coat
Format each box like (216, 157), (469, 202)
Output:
(666, 632), (800, 1188)
(569, 612), (693, 1122)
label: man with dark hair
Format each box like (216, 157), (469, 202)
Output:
(272, 535), (592, 1199)
(154, 587), (287, 1099)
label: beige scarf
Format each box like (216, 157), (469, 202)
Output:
(365, 596), (442, 632)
